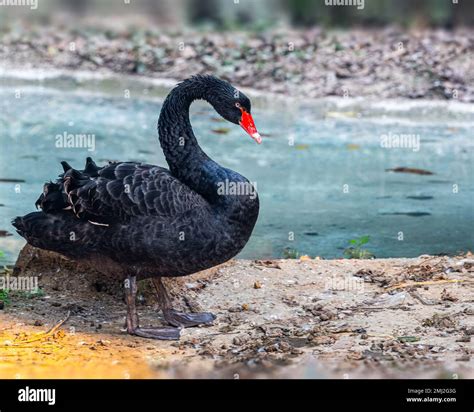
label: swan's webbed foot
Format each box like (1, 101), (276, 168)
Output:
(128, 326), (180, 340)
(163, 309), (216, 328)
(152, 277), (216, 328)
(124, 275), (181, 340)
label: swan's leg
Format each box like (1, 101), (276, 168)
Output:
(152, 277), (216, 328)
(124, 275), (180, 340)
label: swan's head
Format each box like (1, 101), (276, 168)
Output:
(211, 82), (261, 144)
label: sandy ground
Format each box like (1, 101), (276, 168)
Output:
(0, 246), (472, 379)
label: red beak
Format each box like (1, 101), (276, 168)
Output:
(239, 109), (262, 144)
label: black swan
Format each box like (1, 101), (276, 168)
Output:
(12, 75), (261, 340)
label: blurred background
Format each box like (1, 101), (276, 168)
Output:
(0, 0), (473, 29)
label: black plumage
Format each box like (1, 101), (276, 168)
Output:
(12, 75), (261, 340)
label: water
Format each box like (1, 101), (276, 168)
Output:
(0, 71), (473, 264)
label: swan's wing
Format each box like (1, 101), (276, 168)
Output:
(36, 161), (209, 224)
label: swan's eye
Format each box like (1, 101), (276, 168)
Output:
(235, 103), (247, 115)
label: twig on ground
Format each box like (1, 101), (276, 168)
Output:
(0, 311), (71, 346)
(386, 279), (469, 292)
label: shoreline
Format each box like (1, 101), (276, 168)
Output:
(3, 66), (474, 110)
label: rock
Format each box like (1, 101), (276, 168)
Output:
(441, 288), (458, 302)
(232, 334), (250, 346)
(455, 336), (470, 343)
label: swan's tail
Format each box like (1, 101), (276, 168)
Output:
(34, 157), (103, 215)
(13, 157), (113, 259)
(12, 211), (106, 258)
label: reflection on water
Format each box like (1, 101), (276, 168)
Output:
(0, 72), (473, 263)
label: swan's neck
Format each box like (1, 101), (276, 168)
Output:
(157, 78), (234, 203)
(158, 77), (259, 232)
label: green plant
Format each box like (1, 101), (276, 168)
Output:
(0, 289), (10, 305)
(0, 250), (10, 274)
(334, 41), (344, 52)
(343, 235), (374, 259)
(0, 249), (9, 306)
(283, 247), (300, 259)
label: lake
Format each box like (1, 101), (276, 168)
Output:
(0, 71), (473, 264)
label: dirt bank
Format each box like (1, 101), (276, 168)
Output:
(0, 246), (472, 378)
